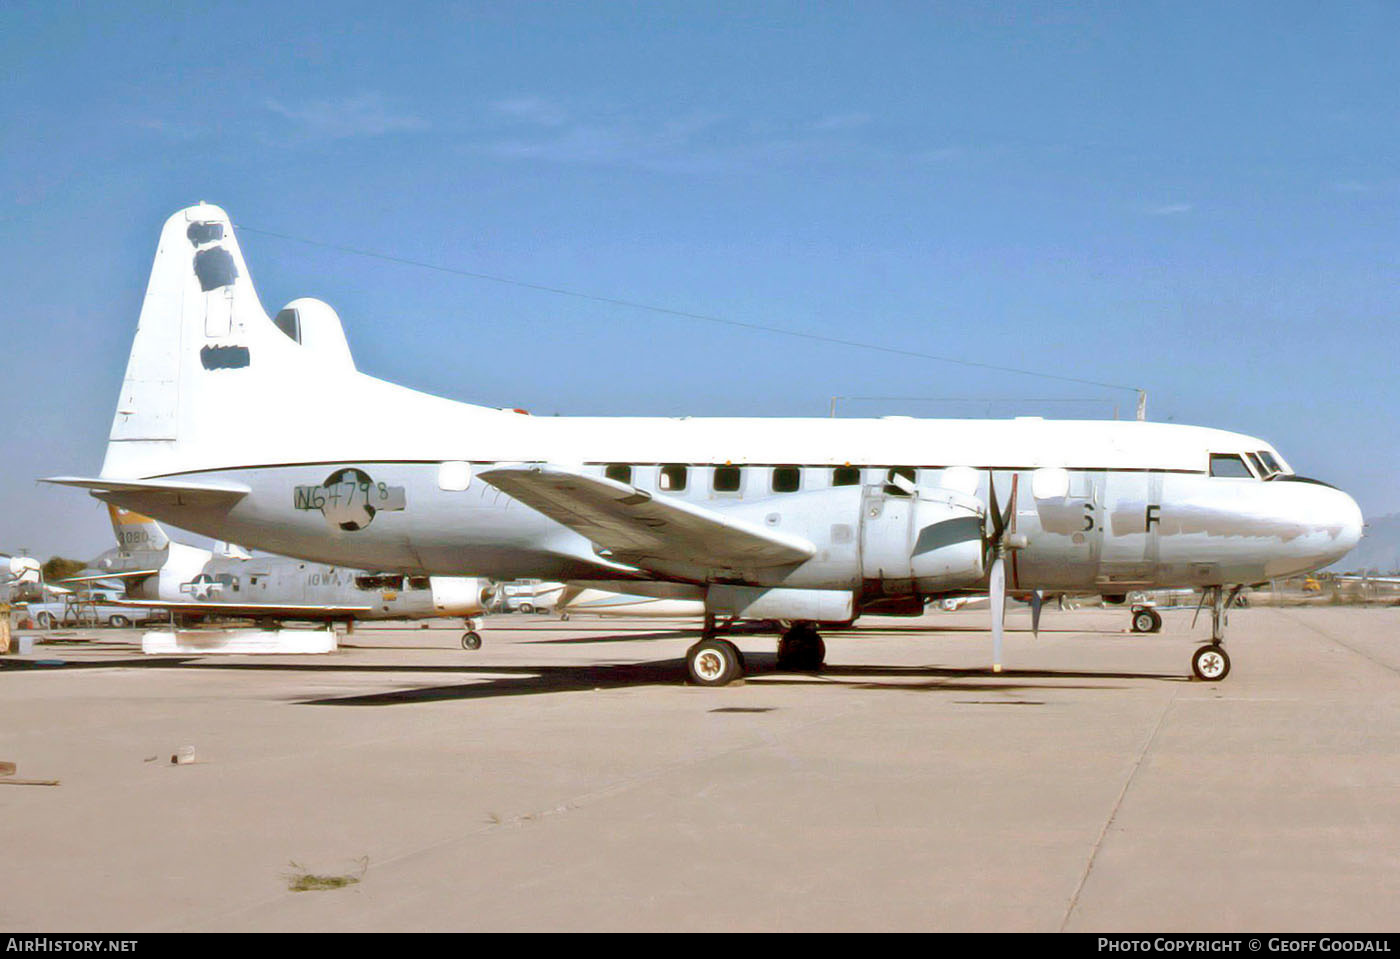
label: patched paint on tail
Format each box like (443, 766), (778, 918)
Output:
(107, 203), (262, 447)
(99, 204), (373, 479)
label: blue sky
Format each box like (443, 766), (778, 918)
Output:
(2, 1), (1396, 558)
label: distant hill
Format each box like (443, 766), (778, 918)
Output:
(1330, 513), (1400, 574)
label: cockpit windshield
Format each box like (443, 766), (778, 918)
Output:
(1256, 450), (1283, 476)
(1209, 453), (1255, 478)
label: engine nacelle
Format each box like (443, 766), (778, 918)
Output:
(861, 484), (985, 595)
(910, 490), (986, 592)
(430, 577), (495, 617)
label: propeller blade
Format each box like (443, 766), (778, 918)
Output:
(1003, 472), (1017, 535)
(990, 555), (1005, 673)
(1031, 589), (1043, 637)
(987, 475), (1005, 540)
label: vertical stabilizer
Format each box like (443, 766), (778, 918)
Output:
(108, 506), (171, 552)
(100, 203), (355, 479)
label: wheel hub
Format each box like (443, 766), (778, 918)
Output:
(696, 651), (726, 681)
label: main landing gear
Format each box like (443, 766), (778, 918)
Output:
(1190, 586), (1242, 682)
(684, 616), (827, 687)
(460, 618), (483, 650)
(776, 623), (825, 671)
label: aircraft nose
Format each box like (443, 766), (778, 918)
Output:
(1297, 480), (1363, 568)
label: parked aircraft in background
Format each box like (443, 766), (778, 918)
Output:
(2, 554), (41, 589)
(74, 507), (497, 648)
(48, 205), (1363, 685)
(498, 580), (565, 614)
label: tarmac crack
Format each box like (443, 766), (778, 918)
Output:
(1058, 684), (1178, 932)
(1274, 608), (1400, 677)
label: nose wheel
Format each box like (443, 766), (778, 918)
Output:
(1192, 643), (1230, 681)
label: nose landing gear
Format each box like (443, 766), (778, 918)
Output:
(460, 617), (483, 650)
(1190, 585), (1243, 681)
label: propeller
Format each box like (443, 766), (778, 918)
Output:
(983, 473), (1021, 672)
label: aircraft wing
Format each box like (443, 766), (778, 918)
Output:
(42, 476), (249, 506)
(108, 599), (374, 619)
(478, 465), (815, 570)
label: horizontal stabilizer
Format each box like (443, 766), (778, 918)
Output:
(42, 476), (249, 507)
(479, 465), (815, 571)
(59, 569), (162, 584)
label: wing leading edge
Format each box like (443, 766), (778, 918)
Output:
(477, 465), (815, 572)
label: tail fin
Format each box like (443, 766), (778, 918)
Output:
(108, 505), (170, 552)
(100, 204), (358, 479)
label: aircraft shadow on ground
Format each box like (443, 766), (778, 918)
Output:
(0, 648), (1186, 703)
(283, 659), (1183, 705)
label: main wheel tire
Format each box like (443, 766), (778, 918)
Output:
(1192, 643), (1231, 681)
(1131, 609), (1155, 633)
(461, 631), (482, 650)
(519, 602), (534, 614)
(1148, 609), (1163, 632)
(777, 627), (825, 671)
(108, 615), (131, 629)
(687, 639), (743, 687)
(36, 612), (56, 629)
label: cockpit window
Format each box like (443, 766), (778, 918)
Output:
(1244, 451), (1267, 477)
(1257, 450), (1283, 476)
(1209, 453), (1254, 478)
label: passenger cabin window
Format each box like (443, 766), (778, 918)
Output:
(771, 465), (801, 493)
(659, 464), (688, 492)
(832, 466), (861, 487)
(713, 465), (742, 492)
(884, 466), (916, 496)
(604, 464), (633, 484)
(1209, 453), (1254, 478)
(408, 576), (431, 590)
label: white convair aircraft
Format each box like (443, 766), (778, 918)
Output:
(47, 204), (1363, 685)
